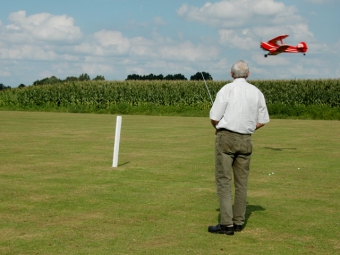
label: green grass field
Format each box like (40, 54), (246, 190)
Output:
(0, 111), (339, 254)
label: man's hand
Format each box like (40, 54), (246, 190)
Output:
(211, 119), (219, 135)
(256, 123), (265, 130)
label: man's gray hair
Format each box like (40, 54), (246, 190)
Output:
(231, 60), (249, 78)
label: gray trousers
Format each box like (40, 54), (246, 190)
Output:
(215, 130), (252, 226)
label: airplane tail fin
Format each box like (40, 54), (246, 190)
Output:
(297, 42), (308, 53)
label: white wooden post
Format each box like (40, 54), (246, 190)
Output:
(112, 116), (122, 168)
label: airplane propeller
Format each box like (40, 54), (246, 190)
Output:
(259, 38), (268, 57)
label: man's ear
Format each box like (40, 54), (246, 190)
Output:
(230, 72), (234, 79)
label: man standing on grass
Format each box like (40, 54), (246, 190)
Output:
(208, 60), (270, 235)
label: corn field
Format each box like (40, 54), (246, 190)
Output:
(0, 79), (339, 110)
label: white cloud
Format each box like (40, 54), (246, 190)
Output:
(252, 54), (291, 66)
(251, 0), (286, 16)
(303, 0), (335, 3)
(253, 26), (291, 39)
(253, 25), (313, 43)
(81, 63), (114, 75)
(219, 30), (258, 50)
(75, 32), (131, 57)
(126, 20), (148, 30)
(287, 24), (313, 40)
(0, 45), (57, 60)
(153, 16), (167, 26)
(177, 0), (302, 28)
(308, 43), (329, 54)
(125, 66), (146, 76)
(130, 37), (156, 57)
(178, 0), (313, 54)
(38, 70), (54, 79)
(0, 70), (10, 77)
(73, 30), (218, 63)
(288, 64), (320, 76)
(94, 30), (131, 55)
(270, 5), (302, 25)
(335, 40), (340, 53)
(309, 40), (340, 55)
(206, 58), (230, 79)
(157, 41), (219, 61)
(177, 2), (247, 28)
(6, 11), (82, 43)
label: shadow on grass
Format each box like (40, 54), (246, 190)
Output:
(263, 147), (297, 151)
(244, 204), (265, 227)
(118, 161), (130, 167)
(216, 204), (266, 229)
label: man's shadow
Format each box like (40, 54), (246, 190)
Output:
(216, 204), (265, 228)
(263, 147), (296, 151)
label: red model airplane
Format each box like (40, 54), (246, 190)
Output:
(260, 34), (308, 57)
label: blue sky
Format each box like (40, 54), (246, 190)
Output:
(0, 0), (339, 87)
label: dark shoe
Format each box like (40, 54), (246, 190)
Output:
(233, 224), (243, 232)
(208, 224), (234, 235)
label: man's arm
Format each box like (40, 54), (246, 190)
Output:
(211, 119), (219, 128)
(211, 119), (219, 135)
(256, 123), (265, 130)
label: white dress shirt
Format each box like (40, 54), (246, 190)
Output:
(210, 78), (270, 134)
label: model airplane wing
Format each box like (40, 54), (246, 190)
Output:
(269, 45), (290, 55)
(268, 34), (289, 45)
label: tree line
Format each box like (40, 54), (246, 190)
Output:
(0, 84), (12, 90)
(0, 71), (213, 90)
(0, 74), (105, 90)
(33, 74), (105, 86)
(126, 72), (213, 81)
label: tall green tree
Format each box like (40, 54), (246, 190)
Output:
(0, 83), (11, 90)
(190, 72), (213, 81)
(126, 73), (188, 81)
(163, 74), (187, 80)
(78, 73), (91, 81)
(126, 74), (164, 80)
(93, 75), (105, 81)
(126, 74), (141, 80)
(33, 76), (62, 86)
(173, 74), (187, 80)
(64, 76), (79, 82)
